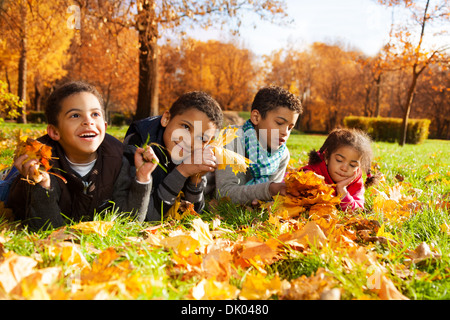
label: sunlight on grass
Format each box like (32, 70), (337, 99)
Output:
(0, 124), (449, 300)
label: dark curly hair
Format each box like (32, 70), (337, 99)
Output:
(308, 128), (381, 188)
(169, 91), (223, 129)
(45, 81), (104, 127)
(251, 86), (303, 118)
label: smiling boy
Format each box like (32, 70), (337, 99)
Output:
(215, 86), (302, 205)
(8, 81), (157, 230)
(123, 91), (223, 222)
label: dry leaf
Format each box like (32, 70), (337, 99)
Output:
(404, 242), (441, 266)
(0, 253), (37, 293)
(70, 221), (114, 237)
(160, 235), (200, 256)
(14, 137), (65, 184)
(209, 126), (251, 175)
(239, 273), (284, 300)
(374, 275), (409, 300)
(192, 277), (239, 300)
(190, 218), (214, 250)
(203, 249), (232, 281)
(282, 221), (327, 249)
(282, 268), (337, 300)
(9, 267), (62, 299)
(46, 241), (90, 269)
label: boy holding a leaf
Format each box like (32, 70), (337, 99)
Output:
(8, 81), (157, 231)
(123, 91), (223, 222)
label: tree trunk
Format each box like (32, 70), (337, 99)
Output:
(17, 0), (27, 124)
(375, 74), (381, 117)
(400, 73), (418, 146)
(135, 1), (159, 120)
(34, 75), (42, 112)
(4, 67), (11, 93)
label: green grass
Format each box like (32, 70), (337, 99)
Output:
(1, 123), (450, 300)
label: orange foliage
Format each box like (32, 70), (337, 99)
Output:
(14, 137), (66, 184)
(14, 137), (53, 183)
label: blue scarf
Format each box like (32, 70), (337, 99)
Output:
(242, 119), (287, 185)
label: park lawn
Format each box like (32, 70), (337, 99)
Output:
(0, 123), (449, 300)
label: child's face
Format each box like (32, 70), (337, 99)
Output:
(251, 107), (299, 151)
(326, 146), (361, 183)
(161, 108), (217, 163)
(48, 92), (106, 163)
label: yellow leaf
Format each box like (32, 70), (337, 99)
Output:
(160, 235), (200, 257)
(70, 221), (114, 237)
(46, 242), (90, 269)
(239, 273), (283, 300)
(0, 253), (37, 293)
(376, 224), (394, 239)
(215, 147), (251, 175)
(192, 277), (239, 300)
(203, 249), (232, 281)
(10, 267), (62, 299)
(209, 126), (251, 175)
(288, 221), (327, 248)
(425, 172), (439, 182)
(440, 223), (450, 235)
(190, 218), (214, 249)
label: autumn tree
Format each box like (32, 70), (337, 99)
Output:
(96, 0), (289, 120)
(263, 48), (315, 130)
(413, 62), (450, 138)
(263, 42), (366, 132)
(377, 0), (450, 145)
(0, 0), (73, 122)
(355, 49), (393, 118)
(158, 38), (257, 112)
(66, 0), (139, 120)
(308, 42), (362, 131)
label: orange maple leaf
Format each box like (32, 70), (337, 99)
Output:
(14, 137), (66, 184)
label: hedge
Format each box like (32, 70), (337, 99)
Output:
(26, 111), (46, 123)
(343, 116), (430, 144)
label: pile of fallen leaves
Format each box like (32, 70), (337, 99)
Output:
(1, 169), (442, 300)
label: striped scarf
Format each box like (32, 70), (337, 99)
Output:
(242, 119), (286, 185)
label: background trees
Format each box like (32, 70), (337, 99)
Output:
(0, 0), (74, 122)
(159, 38), (256, 112)
(376, 0), (450, 145)
(0, 0), (448, 140)
(118, 0), (290, 120)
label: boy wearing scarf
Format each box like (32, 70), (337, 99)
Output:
(215, 86), (302, 205)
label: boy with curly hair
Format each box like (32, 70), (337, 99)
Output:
(124, 91), (223, 222)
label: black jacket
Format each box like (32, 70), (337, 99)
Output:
(124, 116), (206, 221)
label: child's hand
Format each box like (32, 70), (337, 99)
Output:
(177, 145), (217, 183)
(335, 168), (360, 198)
(269, 182), (287, 197)
(14, 154), (51, 189)
(135, 146), (159, 183)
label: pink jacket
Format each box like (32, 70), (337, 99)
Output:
(300, 153), (365, 211)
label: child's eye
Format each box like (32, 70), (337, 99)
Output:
(182, 124), (190, 131)
(70, 113), (80, 118)
(92, 112), (102, 118)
